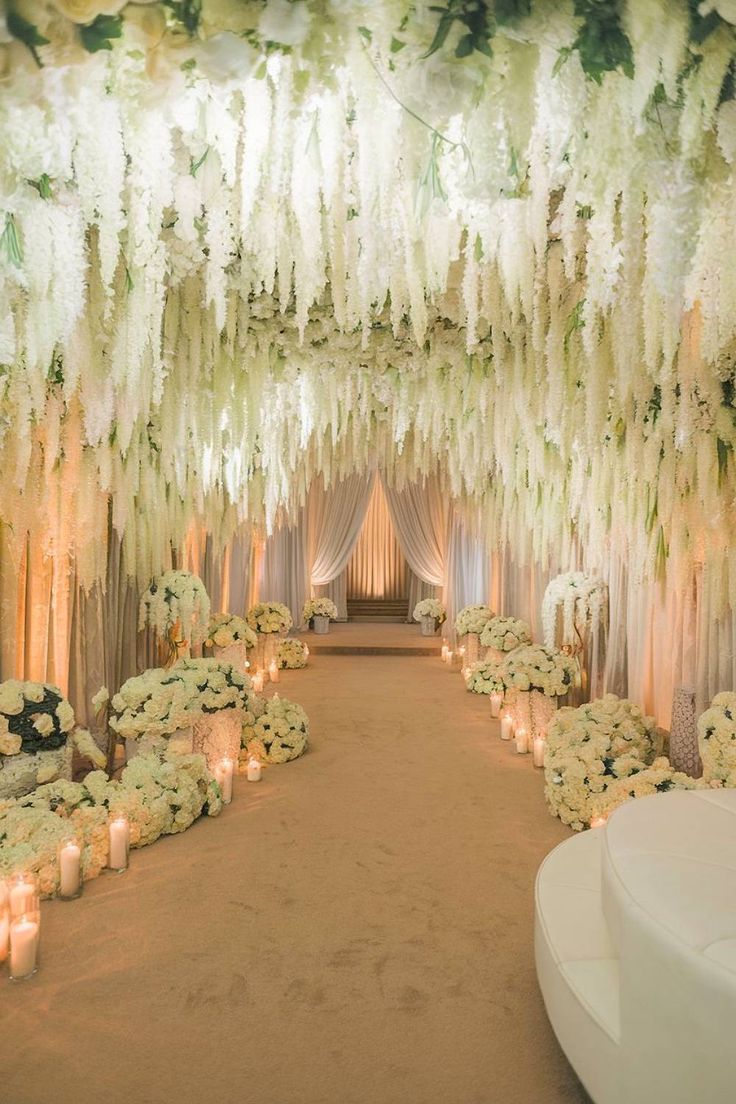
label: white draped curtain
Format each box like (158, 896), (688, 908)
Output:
(444, 510), (489, 642)
(345, 479), (407, 601)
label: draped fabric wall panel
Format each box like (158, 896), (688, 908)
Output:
(345, 480), (407, 601)
(382, 475), (445, 621)
(258, 510), (310, 630)
(444, 511), (488, 642)
(309, 472), (375, 619)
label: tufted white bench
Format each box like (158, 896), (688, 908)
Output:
(535, 790), (736, 1103)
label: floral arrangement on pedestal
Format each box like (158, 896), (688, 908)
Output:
(697, 692), (736, 784)
(544, 694), (672, 830)
(139, 571), (211, 666)
(277, 639), (309, 670)
(541, 573), (608, 651)
(454, 605), (494, 638)
(247, 602), (293, 635)
(302, 598), (338, 623)
(501, 646), (576, 698)
(0, 680), (106, 797)
(479, 616), (532, 659)
(0, 752), (221, 897)
(464, 661), (506, 696)
(109, 659), (249, 756)
(242, 694), (309, 765)
(413, 599), (446, 625)
(205, 614), (258, 652)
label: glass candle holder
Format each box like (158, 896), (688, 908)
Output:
(269, 661), (280, 683)
(8, 872), (40, 922)
(108, 815), (130, 873)
(247, 757), (262, 782)
(215, 757), (234, 805)
(58, 836), (83, 900)
(9, 913), (40, 980)
(0, 880), (9, 965)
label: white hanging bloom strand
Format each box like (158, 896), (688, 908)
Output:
(541, 573), (608, 651)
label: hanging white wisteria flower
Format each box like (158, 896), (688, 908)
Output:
(697, 692), (736, 784)
(413, 598), (446, 624)
(500, 645), (577, 699)
(455, 605), (494, 637)
(541, 573), (608, 650)
(479, 616), (531, 653)
(242, 693), (309, 764)
(302, 597), (338, 623)
(205, 613), (258, 651)
(247, 601), (293, 635)
(277, 638), (309, 670)
(139, 571), (211, 646)
(464, 661), (506, 696)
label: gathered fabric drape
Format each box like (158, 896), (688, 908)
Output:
(444, 510), (488, 642)
(259, 508), (310, 630)
(345, 479), (407, 601)
(309, 473), (375, 587)
(382, 476), (446, 588)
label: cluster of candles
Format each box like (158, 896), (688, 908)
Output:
(250, 659), (282, 693)
(441, 644), (465, 668)
(498, 709), (547, 767)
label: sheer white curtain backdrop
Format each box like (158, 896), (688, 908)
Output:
(444, 510), (489, 643)
(310, 472), (376, 617)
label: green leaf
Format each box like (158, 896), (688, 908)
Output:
(563, 298), (586, 354)
(190, 147), (209, 177)
(422, 9), (455, 59)
(162, 0), (202, 36)
(455, 32), (475, 58)
(552, 46), (573, 77)
(80, 14), (123, 54)
(572, 0), (633, 84)
(357, 26), (372, 42)
(0, 214), (23, 268)
(28, 174), (52, 200)
(717, 437), (731, 486)
(6, 10), (49, 67)
(495, 0), (531, 24)
(390, 36), (406, 53)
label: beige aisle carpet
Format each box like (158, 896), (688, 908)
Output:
(0, 648), (589, 1104)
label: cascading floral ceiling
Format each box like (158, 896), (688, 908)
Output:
(2, 0), (736, 615)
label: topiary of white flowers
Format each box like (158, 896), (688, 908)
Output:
(454, 604), (494, 637)
(247, 601), (293, 635)
(205, 613), (258, 651)
(479, 616), (531, 652)
(139, 570), (211, 646)
(697, 692), (736, 785)
(302, 598), (338, 622)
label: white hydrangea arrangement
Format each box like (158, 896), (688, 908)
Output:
(479, 616), (531, 652)
(0, 752), (221, 897)
(277, 639), (309, 670)
(595, 759), (708, 823)
(139, 570), (211, 646)
(501, 645), (577, 698)
(413, 599), (446, 624)
(205, 613), (258, 651)
(454, 605), (494, 637)
(541, 573), (607, 650)
(544, 695), (663, 830)
(697, 692), (736, 784)
(242, 694), (309, 765)
(109, 659), (249, 742)
(464, 661), (506, 696)
(302, 598), (338, 622)
(247, 601), (293, 635)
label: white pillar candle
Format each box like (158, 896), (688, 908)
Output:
(269, 660), (280, 683)
(441, 644), (448, 662)
(59, 841), (82, 899)
(490, 693), (503, 718)
(304, 645), (309, 658)
(9, 917), (39, 979)
(9, 880), (36, 920)
(446, 650), (453, 667)
(215, 758), (234, 804)
(500, 713), (514, 741)
(532, 736), (546, 768)
(108, 817), (130, 871)
(247, 757), (262, 782)
(515, 726), (529, 754)
(252, 670), (265, 693)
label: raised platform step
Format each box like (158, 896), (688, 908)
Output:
(298, 621), (442, 656)
(346, 599), (409, 622)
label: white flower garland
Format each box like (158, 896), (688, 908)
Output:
(247, 601), (293, 635)
(277, 639), (308, 670)
(205, 613), (258, 651)
(479, 616), (531, 652)
(302, 598), (338, 622)
(139, 570), (211, 646)
(454, 604), (494, 637)
(413, 598), (446, 624)
(541, 573), (607, 650)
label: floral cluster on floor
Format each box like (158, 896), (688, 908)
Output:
(0, 573), (314, 901)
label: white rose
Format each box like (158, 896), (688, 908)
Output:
(51, 0), (126, 23)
